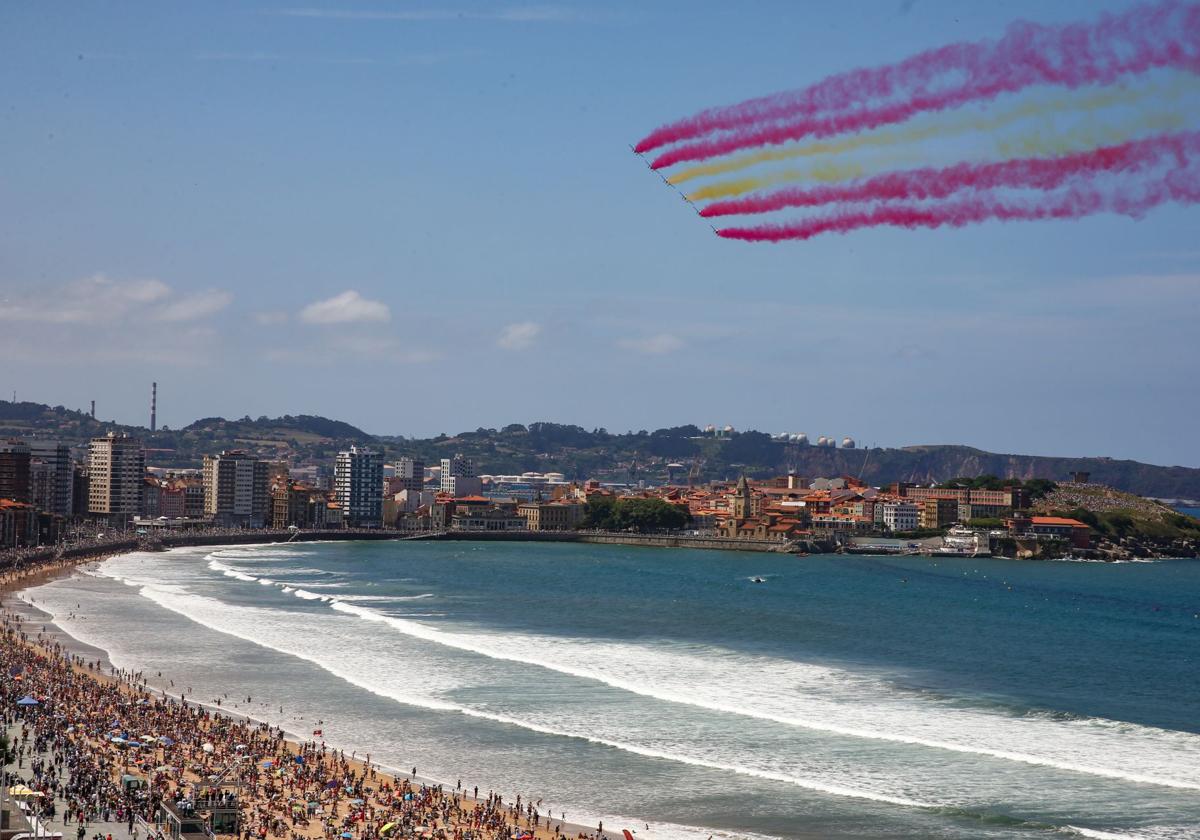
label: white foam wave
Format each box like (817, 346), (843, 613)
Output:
(1062, 827), (1183, 840)
(292, 589), (333, 602)
(455, 706), (934, 808)
(207, 558), (258, 582)
(119, 581), (930, 808)
(339, 593), (434, 602)
(325, 599), (1200, 793)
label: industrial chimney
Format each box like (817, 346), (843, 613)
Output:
(91, 400), (96, 419)
(151, 382), (157, 432)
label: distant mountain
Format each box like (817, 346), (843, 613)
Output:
(2, 401), (1198, 498)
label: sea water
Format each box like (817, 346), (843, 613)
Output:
(18, 541), (1200, 840)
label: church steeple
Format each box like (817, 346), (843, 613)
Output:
(732, 474), (752, 519)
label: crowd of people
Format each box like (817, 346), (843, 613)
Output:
(1, 558), (620, 840)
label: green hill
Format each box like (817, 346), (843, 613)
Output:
(2, 400), (1199, 498)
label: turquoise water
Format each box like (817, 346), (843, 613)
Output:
(20, 542), (1200, 840)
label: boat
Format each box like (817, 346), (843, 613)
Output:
(927, 525), (991, 557)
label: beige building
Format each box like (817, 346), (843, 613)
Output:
(919, 497), (960, 529)
(203, 451), (270, 527)
(88, 432), (145, 523)
(517, 499), (586, 531)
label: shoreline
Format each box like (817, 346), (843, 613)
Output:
(0, 547), (649, 840)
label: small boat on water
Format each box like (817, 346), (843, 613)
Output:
(751, 576), (766, 583)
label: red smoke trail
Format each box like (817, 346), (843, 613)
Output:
(714, 162), (1200, 242)
(643, 1), (1200, 168)
(700, 131), (1200, 218)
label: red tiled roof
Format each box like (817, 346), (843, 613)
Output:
(1030, 516), (1089, 527)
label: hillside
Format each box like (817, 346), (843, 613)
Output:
(2, 400), (1200, 498)
(1034, 483), (1200, 556)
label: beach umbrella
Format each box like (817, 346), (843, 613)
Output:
(349, 798), (364, 806)
(235, 743), (247, 751)
(341, 833), (353, 838)
(379, 824), (397, 836)
(202, 743), (214, 753)
(127, 741), (142, 748)
(16, 696), (39, 706)
(159, 737), (175, 746)
(294, 755), (304, 764)
(262, 760), (274, 768)
(111, 736), (127, 744)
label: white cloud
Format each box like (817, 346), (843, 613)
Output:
(254, 310), (290, 326)
(616, 333), (684, 355)
(497, 321), (541, 350)
(155, 289), (233, 322)
(299, 290), (391, 324)
(0, 274), (207, 324)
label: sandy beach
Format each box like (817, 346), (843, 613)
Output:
(0, 550), (620, 840)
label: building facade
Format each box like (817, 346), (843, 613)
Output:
(880, 501), (919, 532)
(517, 499), (586, 531)
(28, 441), (73, 516)
(391, 457), (425, 493)
(88, 433), (145, 523)
(444, 456), (475, 494)
(203, 451), (270, 528)
(0, 440), (32, 503)
(334, 446), (384, 527)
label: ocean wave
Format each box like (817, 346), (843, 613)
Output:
(107, 582), (936, 809)
(207, 558), (258, 582)
(338, 594), (435, 602)
(98, 551), (1200, 794)
(323, 599), (1200, 793)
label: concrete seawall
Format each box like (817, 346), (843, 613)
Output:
(427, 530), (815, 553)
(5, 528), (825, 573)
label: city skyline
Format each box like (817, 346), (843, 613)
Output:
(2, 0), (1199, 467)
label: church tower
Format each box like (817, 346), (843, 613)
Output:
(732, 474), (753, 519)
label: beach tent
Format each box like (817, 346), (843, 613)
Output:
(16, 696), (39, 706)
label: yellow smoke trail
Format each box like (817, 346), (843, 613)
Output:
(685, 108), (1192, 202)
(670, 73), (1200, 188)
(689, 161), (867, 201)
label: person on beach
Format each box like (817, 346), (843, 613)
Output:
(0, 550), (601, 840)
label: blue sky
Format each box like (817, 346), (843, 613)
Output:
(1, 0), (1198, 467)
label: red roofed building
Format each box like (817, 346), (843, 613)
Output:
(1008, 515), (1091, 549)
